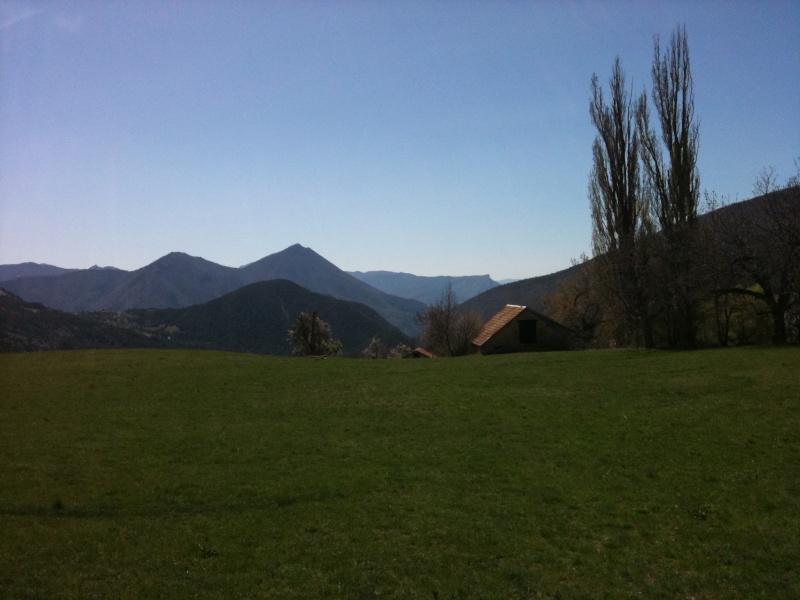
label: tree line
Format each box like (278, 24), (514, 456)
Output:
(287, 283), (483, 358)
(544, 25), (799, 348)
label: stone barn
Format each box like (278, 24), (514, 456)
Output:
(472, 305), (577, 355)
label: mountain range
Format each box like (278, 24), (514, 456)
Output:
(0, 244), (424, 336)
(0, 243), (585, 347)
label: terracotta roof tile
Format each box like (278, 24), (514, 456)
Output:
(472, 305), (527, 347)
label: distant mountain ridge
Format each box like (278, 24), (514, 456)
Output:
(0, 245), (424, 335)
(101, 252), (244, 310)
(349, 271), (498, 304)
(0, 263), (78, 281)
(459, 263), (585, 320)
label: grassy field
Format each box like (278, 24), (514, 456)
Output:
(1, 348), (798, 599)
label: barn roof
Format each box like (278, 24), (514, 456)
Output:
(472, 304), (528, 347)
(404, 347), (436, 358)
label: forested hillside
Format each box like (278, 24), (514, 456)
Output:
(0, 281), (409, 357)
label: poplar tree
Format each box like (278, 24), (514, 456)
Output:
(637, 25), (701, 348)
(589, 58), (655, 347)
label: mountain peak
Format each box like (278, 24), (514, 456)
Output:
(161, 251), (193, 260)
(145, 252), (207, 269)
(279, 243), (317, 257)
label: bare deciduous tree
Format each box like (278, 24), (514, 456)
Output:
(707, 169), (800, 345)
(415, 283), (483, 357)
(542, 255), (603, 347)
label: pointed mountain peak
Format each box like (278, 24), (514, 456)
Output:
(246, 244), (332, 267)
(239, 244), (344, 286)
(279, 243), (317, 256)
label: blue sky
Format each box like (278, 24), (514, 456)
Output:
(1, 0), (798, 280)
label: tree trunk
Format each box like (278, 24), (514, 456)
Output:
(714, 294), (730, 347)
(770, 303), (788, 346)
(641, 315), (655, 349)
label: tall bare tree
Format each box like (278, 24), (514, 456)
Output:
(637, 25), (701, 347)
(589, 58), (655, 347)
(415, 283), (482, 357)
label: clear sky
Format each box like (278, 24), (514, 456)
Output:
(1, 0), (798, 280)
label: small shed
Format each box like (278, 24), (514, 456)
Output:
(472, 305), (576, 355)
(404, 347), (436, 359)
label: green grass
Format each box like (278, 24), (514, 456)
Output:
(1, 348), (798, 599)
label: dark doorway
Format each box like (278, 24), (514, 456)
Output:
(518, 320), (537, 343)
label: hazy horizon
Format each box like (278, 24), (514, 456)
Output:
(0, 243), (534, 282)
(2, 1), (798, 280)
